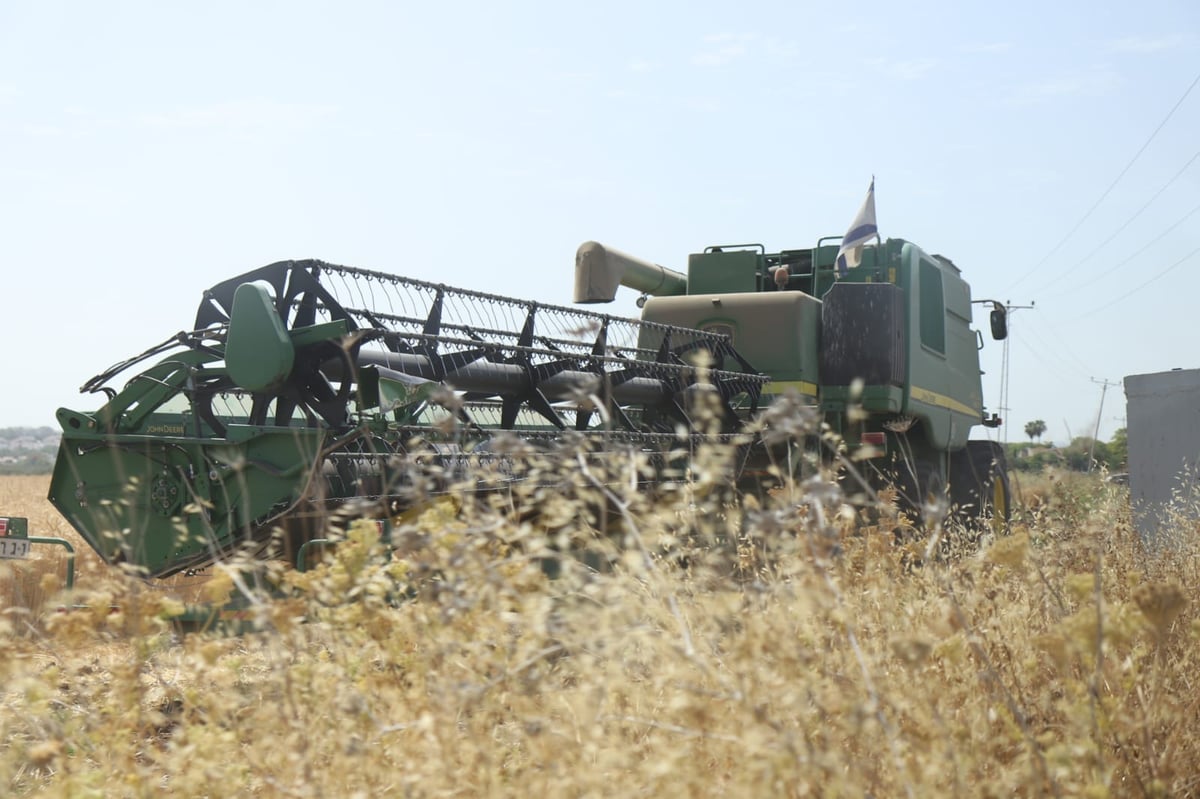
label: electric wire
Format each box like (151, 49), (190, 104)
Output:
(1042, 197), (1200, 301)
(986, 309), (1091, 444)
(994, 325), (1088, 445)
(1013, 333), (1089, 385)
(1034, 146), (1200, 297)
(1011, 331), (1122, 446)
(1012, 308), (1097, 379)
(1012, 333), (1099, 405)
(1006, 68), (1200, 293)
(1077, 243), (1200, 318)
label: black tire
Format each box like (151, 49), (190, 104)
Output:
(884, 458), (947, 528)
(949, 441), (1011, 538)
(915, 460), (948, 527)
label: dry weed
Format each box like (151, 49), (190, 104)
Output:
(1, 438), (1198, 797)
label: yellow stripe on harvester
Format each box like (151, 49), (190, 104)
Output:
(764, 380), (819, 397)
(909, 385), (981, 418)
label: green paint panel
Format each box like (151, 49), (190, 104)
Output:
(687, 251), (760, 295)
(639, 292), (821, 386)
(48, 426), (326, 577)
(226, 282), (295, 393)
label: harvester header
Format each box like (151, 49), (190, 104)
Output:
(50, 258), (767, 577)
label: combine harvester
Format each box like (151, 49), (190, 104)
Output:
(46, 234), (1011, 580)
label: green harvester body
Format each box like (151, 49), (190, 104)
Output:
(48, 232), (1009, 581)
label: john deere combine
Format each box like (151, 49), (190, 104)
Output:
(49, 234), (1009, 579)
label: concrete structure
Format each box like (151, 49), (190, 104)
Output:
(1124, 368), (1200, 545)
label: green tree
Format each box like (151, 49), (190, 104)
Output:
(1024, 419), (1047, 442)
(1063, 436), (1111, 472)
(1006, 442), (1063, 472)
(1107, 427), (1127, 472)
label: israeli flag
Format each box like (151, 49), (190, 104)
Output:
(835, 178), (878, 277)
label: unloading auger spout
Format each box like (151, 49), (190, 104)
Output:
(574, 241), (688, 304)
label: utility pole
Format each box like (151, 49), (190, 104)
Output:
(998, 300), (1035, 445)
(1087, 377), (1118, 472)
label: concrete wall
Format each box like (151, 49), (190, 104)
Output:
(1124, 368), (1200, 545)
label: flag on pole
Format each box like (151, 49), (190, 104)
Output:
(835, 178), (878, 277)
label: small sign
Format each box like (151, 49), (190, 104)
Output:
(0, 537), (30, 559)
(0, 517), (30, 558)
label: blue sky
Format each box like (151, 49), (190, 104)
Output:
(3, 1), (1198, 445)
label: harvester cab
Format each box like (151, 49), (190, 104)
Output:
(573, 236), (1011, 526)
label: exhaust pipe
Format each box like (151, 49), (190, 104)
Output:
(574, 241), (687, 303)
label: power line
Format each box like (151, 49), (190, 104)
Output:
(1013, 330), (1075, 375)
(998, 313), (1098, 445)
(1019, 312), (1095, 378)
(1077, 243), (1200, 319)
(1042, 197), (1200, 302)
(1033, 146), (1200, 297)
(1010, 335), (1092, 427)
(1006, 68), (1200, 293)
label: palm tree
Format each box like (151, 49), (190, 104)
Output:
(1024, 419), (1047, 443)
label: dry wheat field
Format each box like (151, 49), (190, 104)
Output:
(2, 452), (1199, 798)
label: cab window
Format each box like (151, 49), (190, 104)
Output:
(919, 259), (945, 353)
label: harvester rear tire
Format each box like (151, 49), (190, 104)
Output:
(887, 459), (947, 529)
(915, 460), (947, 527)
(949, 441), (1011, 540)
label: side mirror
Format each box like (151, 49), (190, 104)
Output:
(990, 305), (1008, 340)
